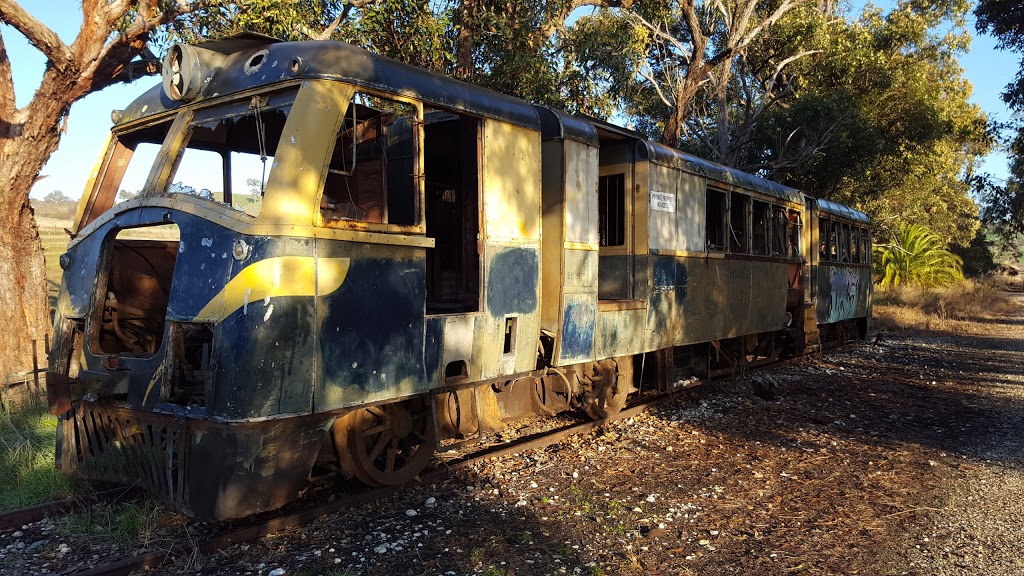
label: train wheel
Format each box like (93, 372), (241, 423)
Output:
(335, 398), (436, 487)
(581, 357), (634, 420)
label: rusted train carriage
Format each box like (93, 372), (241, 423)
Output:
(808, 199), (872, 342)
(46, 34), (870, 521)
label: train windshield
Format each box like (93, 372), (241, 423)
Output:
(166, 88), (298, 216)
(81, 88), (297, 228)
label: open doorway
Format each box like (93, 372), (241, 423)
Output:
(423, 110), (481, 314)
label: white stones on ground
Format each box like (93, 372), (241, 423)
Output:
(267, 569), (286, 576)
(405, 509), (418, 517)
(374, 545), (388, 554)
(11, 531), (22, 538)
(425, 497), (437, 508)
(646, 495), (657, 503)
(57, 543), (72, 554)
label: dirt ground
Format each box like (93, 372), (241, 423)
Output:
(146, 293), (1022, 576)
(1, 294), (1021, 576)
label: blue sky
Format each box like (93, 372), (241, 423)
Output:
(3, 1), (1019, 200)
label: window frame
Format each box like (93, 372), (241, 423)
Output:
(705, 187), (728, 252)
(315, 87), (426, 234)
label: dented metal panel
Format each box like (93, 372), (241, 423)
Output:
(314, 239), (427, 411)
(58, 400), (332, 521)
(441, 315), (477, 377)
(556, 249), (598, 364)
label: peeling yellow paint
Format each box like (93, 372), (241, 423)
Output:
(194, 256), (350, 322)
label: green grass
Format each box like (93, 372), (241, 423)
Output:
(0, 398), (75, 511)
(56, 500), (158, 544)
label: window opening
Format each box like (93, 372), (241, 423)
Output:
(93, 223), (180, 357)
(599, 173), (626, 247)
(771, 205), (787, 256)
(321, 92), (417, 225)
(819, 217), (829, 261)
(828, 220), (839, 261)
(859, 228), (870, 263)
(167, 89), (297, 217)
(787, 209), (801, 258)
(706, 189), (727, 251)
(753, 200), (770, 255)
(837, 223), (849, 262)
(729, 193), (750, 253)
(424, 110), (480, 314)
(82, 120), (173, 227)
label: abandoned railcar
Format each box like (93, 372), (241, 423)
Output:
(809, 199), (872, 341)
(46, 34), (870, 521)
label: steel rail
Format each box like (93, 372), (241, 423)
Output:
(0, 486), (141, 531)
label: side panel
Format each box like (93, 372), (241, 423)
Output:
(816, 264), (872, 324)
(314, 240), (427, 411)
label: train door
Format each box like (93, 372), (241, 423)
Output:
(422, 109), (483, 385)
(596, 129), (635, 301)
(423, 110), (481, 315)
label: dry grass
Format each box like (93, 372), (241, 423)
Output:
(872, 279), (1021, 334)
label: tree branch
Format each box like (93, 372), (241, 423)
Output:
(0, 0), (74, 70)
(0, 27), (14, 121)
(315, 0), (381, 40)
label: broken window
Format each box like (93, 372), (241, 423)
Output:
(859, 228), (870, 263)
(706, 189), (727, 251)
(729, 193), (750, 253)
(599, 173), (626, 247)
(95, 224), (181, 357)
(80, 120), (173, 228)
(321, 92), (418, 225)
(424, 110), (481, 314)
(753, 200), (770, 256)
(167, 88), (297, 217)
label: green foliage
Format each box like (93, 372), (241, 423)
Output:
(873, 224), (965, 288)
(762, 1), (988, 246)
(0, 399), (74, 511)
(950, 225), (1000, 277)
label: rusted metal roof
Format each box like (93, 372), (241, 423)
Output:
(118, 39), (541, 130)
(817, 198), (870, 223)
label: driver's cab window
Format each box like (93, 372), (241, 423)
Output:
(165, 88), (297, 217)
(321, 92), (418, 226)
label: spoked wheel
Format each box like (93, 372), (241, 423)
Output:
(581, 357), (635, 420)
(333, 398), (436, 487)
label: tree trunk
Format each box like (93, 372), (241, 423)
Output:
(0, 74), (72, 379)
(454, 0), (482, 78)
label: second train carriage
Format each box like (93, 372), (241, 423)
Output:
(46, 34), (871, 520)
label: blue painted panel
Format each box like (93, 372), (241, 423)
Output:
(560, 296), (595, 361)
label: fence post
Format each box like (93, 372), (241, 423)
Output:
(32, 340), (40, 395)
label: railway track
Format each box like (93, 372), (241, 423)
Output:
(6, 353), (816, 575)
(0, 486), (140, 531)
(62, 390), (689, 576)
